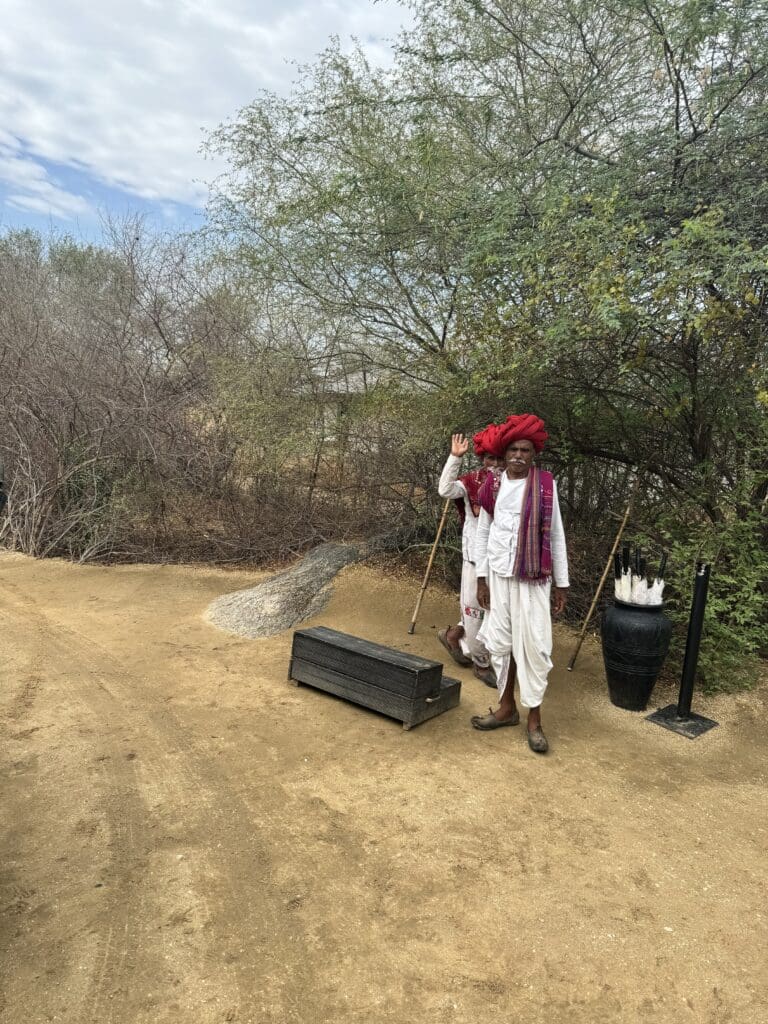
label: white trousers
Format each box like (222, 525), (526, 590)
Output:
(477, 573), (553, 708)
(456, 560), (491, 668)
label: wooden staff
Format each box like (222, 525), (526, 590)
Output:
(567, 476), (640, 671)
(408, 498), (452, 635)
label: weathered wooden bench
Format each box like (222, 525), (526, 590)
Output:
(289, 626), (461, 729)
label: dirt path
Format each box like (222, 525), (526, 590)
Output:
(1, 552), (767, 1024)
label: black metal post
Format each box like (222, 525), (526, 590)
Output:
(646, 561), (718, 739)
(677, 562), (710, 718)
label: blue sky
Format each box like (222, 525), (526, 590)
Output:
(0, 0), (409, 239)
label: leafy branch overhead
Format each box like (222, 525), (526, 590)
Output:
(205, 0), (767, 686)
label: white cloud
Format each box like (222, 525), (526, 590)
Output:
(0, 0), (409, 221)
(0, 145), (92, 220)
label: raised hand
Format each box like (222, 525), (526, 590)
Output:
(451, 433), (470, 457)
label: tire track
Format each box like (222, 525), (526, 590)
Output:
(0, 576), (321, 1024)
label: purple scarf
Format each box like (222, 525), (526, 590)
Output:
(478, 467), (554, 584)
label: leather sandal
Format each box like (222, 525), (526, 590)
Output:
(473, 664), (497, 688)
(471, 707), (520, 730)
(438, 628), (473, 667)
(527, 726), (549, 754)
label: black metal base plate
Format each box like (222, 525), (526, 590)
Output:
(646, 704), (719, 739)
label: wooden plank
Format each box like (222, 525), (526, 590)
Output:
(290, 656), (461, 728)
(402, 677), (461, 730)
(291, 657), (419, 718)
(292, 627), (442, 697)
(296, 626), (441, 670)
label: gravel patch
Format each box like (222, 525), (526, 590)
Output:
(205, 542), (362, 638)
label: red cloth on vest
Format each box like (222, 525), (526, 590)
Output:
(454, 468), (490, 526)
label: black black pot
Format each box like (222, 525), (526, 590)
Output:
(601, 599), (673, 711)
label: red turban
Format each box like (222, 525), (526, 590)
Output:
(489, 414), (548, 456)
(472, 425), (495, 457)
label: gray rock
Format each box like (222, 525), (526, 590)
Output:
(206, 542), (361, 639)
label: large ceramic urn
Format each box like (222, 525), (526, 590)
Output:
(601, 600), (673, 711)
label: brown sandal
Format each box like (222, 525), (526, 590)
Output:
(473, 664), (497, 688)
(438, 628), (473, 667)
(471, 707), (520, 730)
(527, 726), (549, 753)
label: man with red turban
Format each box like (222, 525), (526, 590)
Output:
(471, 414), (569, 753)
(437, 427), (501, 686)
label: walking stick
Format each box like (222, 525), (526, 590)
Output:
(567, 475), (640, 671)
(408, 498), (452, 635)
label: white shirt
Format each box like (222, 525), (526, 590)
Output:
(437, 454), (482, 563)
(474, 472), (569, 587)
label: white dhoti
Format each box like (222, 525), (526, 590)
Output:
(456, 560), (491, 668)
(477, 572), (553, 708)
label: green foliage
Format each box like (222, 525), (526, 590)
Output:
(203, 0), (768, 686)
(650, 494), (768, 692)
(2, 4), (763, 683)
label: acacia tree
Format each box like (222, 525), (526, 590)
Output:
(206, 42), (492, 386)
(424, 0), (768, 675)
(206, 0), (767, 683)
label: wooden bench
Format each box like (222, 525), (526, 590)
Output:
(289, 626), (461, 729)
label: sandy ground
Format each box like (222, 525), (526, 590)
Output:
(1, 551), (767, 1024)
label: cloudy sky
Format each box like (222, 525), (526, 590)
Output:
(0, 0), (409, 237)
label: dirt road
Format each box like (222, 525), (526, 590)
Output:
(1, 552), (767, 1023)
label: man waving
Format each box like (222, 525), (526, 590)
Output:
(472, 415), (569, 754)
(436, 429), (500, 687)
